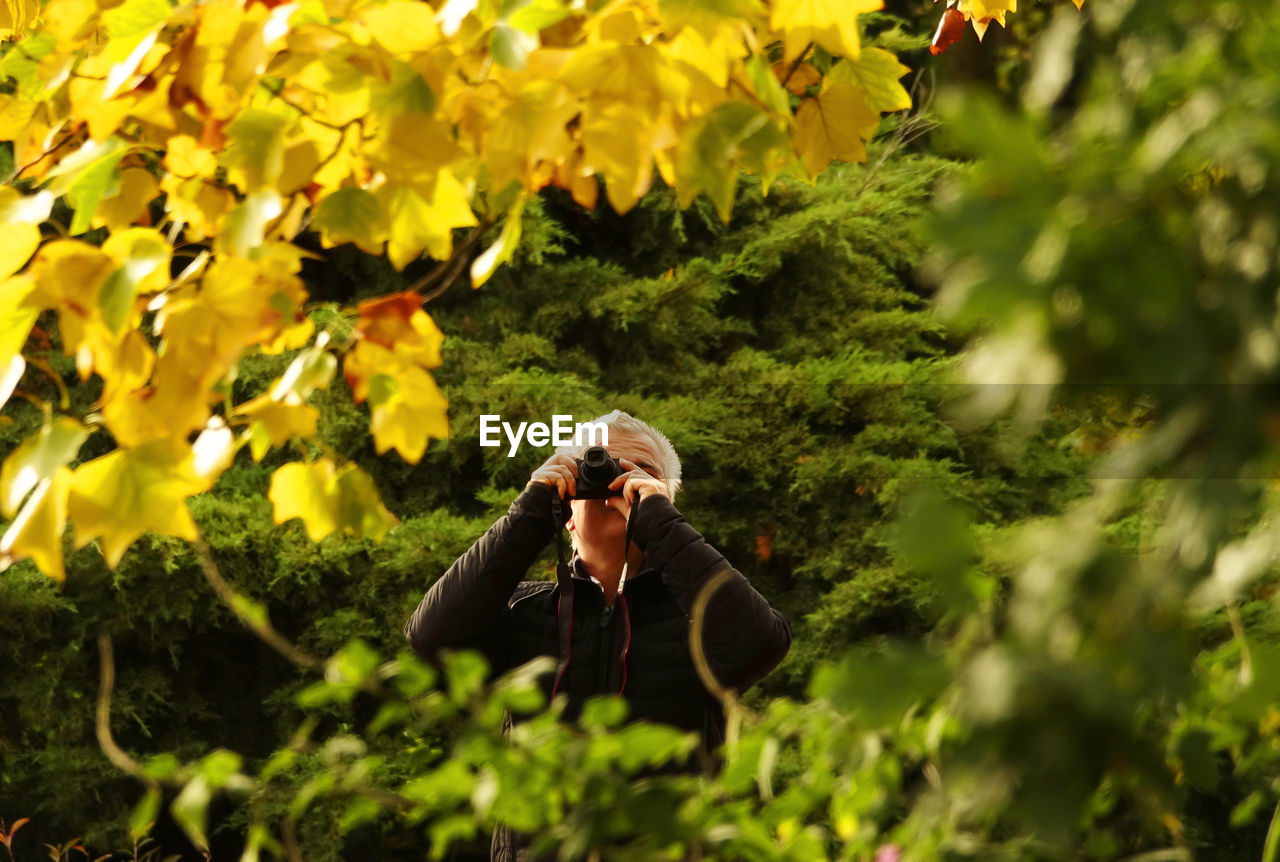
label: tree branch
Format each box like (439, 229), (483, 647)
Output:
(407, 223), (490, 302)
(96, 635), (157, 786)
(193, 536), (325, 674)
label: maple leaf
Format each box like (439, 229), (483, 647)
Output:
(0, 416), (88, 581)
(931, 6), (968, 56)
(0, 467), (72, 580)
(269, 459), (398, 542)
(354, 291), (445, 368)
(770, 0), (884, 63)
(237, 395), (320, 461)
(344, 340), (449, 464)
(791, 82), (879, 178)
(67, 438), (213, 568)
(829, 48), (912, 113)
(1, 416), (89, 518)
(0, 275), (37, 410)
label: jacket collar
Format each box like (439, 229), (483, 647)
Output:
(568, 554), (660, 587)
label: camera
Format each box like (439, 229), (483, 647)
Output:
(573, 446), (623, 499)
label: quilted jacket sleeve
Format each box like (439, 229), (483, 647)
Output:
(630, 494), (792, 693)
(404, 482), (559, 672)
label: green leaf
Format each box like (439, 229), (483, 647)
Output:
(142, 752), (181, 780)
(331, 638), (380, 687)
(339, 797), (381, 833)
(675, 101), (788, 221)
(809, 645), (948, 728)
(393, 649), (438, 697)
(217, 189), (283, 259)
(102, 0), (173, 40)
(506, 0), (570, 33)
(443, 650), (489, 703)
(98, 233), (170, 332)
(1174, 729), (1218, 791)
(171, 776), (212, 852)
(0, 33), (56, 99)
(580, 695), (628, 729)
(222, 108), (289, 189)
(746, 52), (790, 115)
(199, 749), (243, 788)
(828, 47), (912, 113)
(129, 788), (161, 841)
(312, 188), (384, 254)
(44, 138), (129, 235)
(490, 22), (537, 70)
(372, 61), (436, 117)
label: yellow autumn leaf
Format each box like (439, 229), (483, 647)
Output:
(770, 0), (883, 63)
(792, 82), (879, 178)
(0, 275), (38, 368)
(67, 439), (212, 568)
(368, 113), (467, 200)
(481, 81), (578, 193)
(1, 415), (89, 518)
(367, 365), (449, 463)
(0, 466), (71, 580)
(360, 0), (441, 54)
(344, 340), (448, 463)
(269, 459), (398, 542)
(0, 0), (39, 39)
(158, 254), (308, 373)
(236, 393), (320, 461)
(353, 290), (444, 369)
(579, 101), (660, 215)
(0, 221), (40, 281)
(99, 350), (211, 446)
(93, 167), (161, 233)
(163, 135), (219, 180)
(963, 0), (1016, 23)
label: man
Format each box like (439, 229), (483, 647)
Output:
(404, 410), (792, 860)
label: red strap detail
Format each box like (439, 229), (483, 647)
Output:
(551, 593), (574, 701)
(618, 594), (631, 694)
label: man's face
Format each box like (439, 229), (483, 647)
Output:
(568, 429), (666, 546)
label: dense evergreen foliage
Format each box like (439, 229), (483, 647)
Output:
(0, 148), (1095, 857)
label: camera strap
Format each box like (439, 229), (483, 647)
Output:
(548, 491), (642, 700)
(550, 495), (574, 699)
(618, 496), (639, 594)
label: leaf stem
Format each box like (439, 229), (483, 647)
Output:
(779, 43), (814, 90)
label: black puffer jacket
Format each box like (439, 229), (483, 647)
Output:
(404, 481), (792, 860)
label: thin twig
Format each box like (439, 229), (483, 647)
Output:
(281, 818), (303, 862)
(25, 356), (71, 410)
(259, 81), (348, 132)
(687, 567), (757, 723)
(1227, 599), (1252, 686)
(4, 132), (76, 185)
(779, 43), (813, 90)
(96, 635), (157, 785)
(855, 67), (940, 199)
(409, 222), (490, 302)
(193, 536), (325, 674)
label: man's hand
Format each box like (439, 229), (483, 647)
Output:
(604, 458), (671, 520)
(528, 453), (579, 499)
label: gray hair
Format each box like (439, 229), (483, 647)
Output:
(555, 410), (683, 500)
